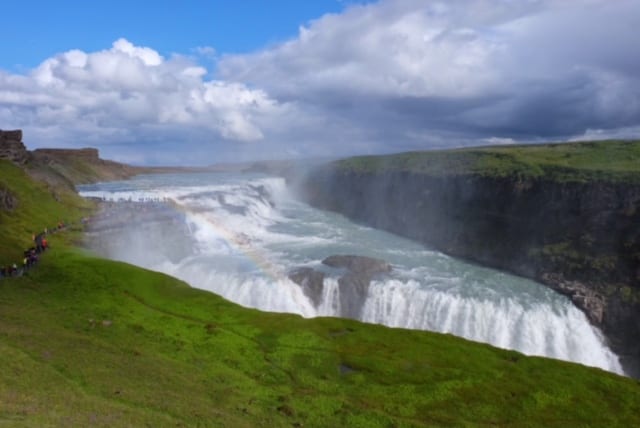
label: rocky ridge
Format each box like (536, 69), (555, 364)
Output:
(0, 129), (145, 188)
(0, 130), (29, 164)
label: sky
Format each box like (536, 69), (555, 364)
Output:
(1, 0), (639, 165)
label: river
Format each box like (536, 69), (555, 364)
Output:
(78, 171), (623, 374)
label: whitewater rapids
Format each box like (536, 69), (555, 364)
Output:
(79, 172), (623, 374)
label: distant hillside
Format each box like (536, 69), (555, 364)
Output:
(29, 147), (142, 186)
(0, 129), (147, 191)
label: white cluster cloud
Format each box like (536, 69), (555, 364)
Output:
(220, 0), (518, 99)
(1, 0), (639, 164)
(0, 38), (287, 162)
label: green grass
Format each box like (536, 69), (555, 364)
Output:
(336, 140), (640, 182)
(2, 155), (640, 426)
(2, 247), (640, 427)
(0, 160), (92, 264)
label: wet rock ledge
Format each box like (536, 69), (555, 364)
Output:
(288, 255), (392, 319)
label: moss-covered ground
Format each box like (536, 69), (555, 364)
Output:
(337, 140), (640, 182)
(2, 158), (640, 426)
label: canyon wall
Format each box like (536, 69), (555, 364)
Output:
(303, 160), (640, 375)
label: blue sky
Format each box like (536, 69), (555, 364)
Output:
(2, 1), (353, 71)
(1, 0), (639, 165)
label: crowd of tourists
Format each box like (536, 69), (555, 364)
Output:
(0, 221), (68, 279)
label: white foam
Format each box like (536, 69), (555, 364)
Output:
(360, 279), (623, 374)
(172, 263), (317, 317)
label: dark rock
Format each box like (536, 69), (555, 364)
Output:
(541, 273), (605, 324)
(288, 267), (325, 307)
(1, 129), (22, 141)
(337, 272), (371, 319)
(339, 363), (357, 375)
(0, 129), (29, 165)
(324, 255), (392, 319)
(288, 255), (392, 318)
(322, 255), (392, 275)
(602, 293), (640, 378)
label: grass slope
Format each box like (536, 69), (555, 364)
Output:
(337, 140), (640, 182)
(3, 248), (640, 427)
(28, 149), (144, 186)
(0, 160), (92, 264)
(1, 156), (640, 426)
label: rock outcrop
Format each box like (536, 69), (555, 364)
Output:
(0, 129), (29, 164)
(30, 147), (141, 185)
(0, 185), (17, 211)
(303, 165), (640, 376)
(324, 255), (392, 319)
(1, 129), (146, 187)
(288, 255), (392, 319)
(322, 255), (392, 275)
(541, 273), (606, 324)
(288, 267), (325, 307)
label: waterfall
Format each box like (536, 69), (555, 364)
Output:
(79, 171), (624, 375)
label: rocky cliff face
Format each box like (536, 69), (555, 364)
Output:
(30, 147), (141, 185)
(288, 255), (392, 319)
(303, 166), (640, 376)
(0, 129), (29, 164)
(1, 129), (143, 187)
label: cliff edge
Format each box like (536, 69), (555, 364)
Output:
(0, 129), (145, 190)
(0, 130), (29, 164)
(303, 140), (640, 376)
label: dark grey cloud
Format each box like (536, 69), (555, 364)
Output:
(219, 0), (640, 153)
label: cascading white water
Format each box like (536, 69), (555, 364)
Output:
(79, 172), (624, 375)
(360, 279), (619, 370)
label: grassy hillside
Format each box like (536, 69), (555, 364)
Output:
(2, 156), (640, 426)
(24, 152), (141, 192)
(336, 140), (640, 182)
(3, 248), (640, 427)
(0, 159), (92, 264)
